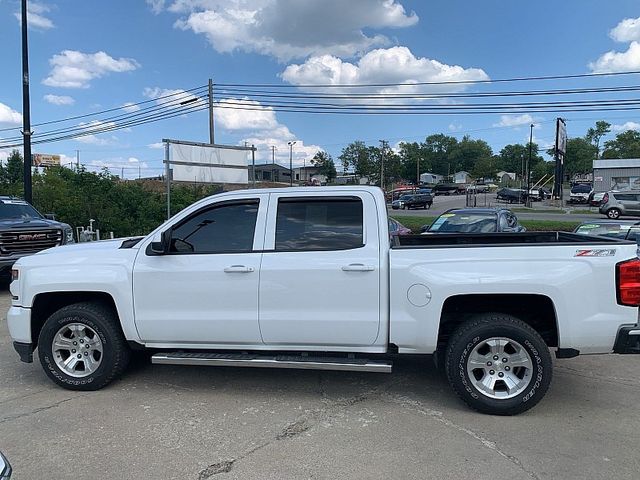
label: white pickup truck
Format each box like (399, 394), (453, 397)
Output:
(7, 186), (640, 415)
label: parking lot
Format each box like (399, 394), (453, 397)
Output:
(1, 289), (639, 479)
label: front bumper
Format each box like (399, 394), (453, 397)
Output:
(613, 326), (640, 354)
(7, 305), (31, 343)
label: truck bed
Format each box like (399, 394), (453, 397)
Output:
(392, 232), (632, 248)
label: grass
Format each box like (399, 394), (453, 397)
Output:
(511, 207), (598, 215)
(390, 214), (581, 233)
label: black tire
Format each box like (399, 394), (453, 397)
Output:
(607, 208), (621, 219)
(445, 313), (552, 415)
(38, 302), (131, 391)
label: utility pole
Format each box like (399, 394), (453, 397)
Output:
(379, 140), (385, 192)
(20, 0), (33, 203)
(75, 150), (80, 171)
(527, 123), (534, 207)
(271, 145), (276, 164)
(416, 157), (420, 187)
(208, 78), (214, 144)
(251, 145), (256, 188)
(138, 163), (141, 179)
(287, 141), (296, 186)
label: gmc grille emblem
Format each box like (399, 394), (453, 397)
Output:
(18, 233), (47, 241)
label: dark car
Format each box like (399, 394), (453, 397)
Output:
(433, 183), (460, 196)
(496, 188), (527, 204)
(573, 220), (640, 241)
(388, 218), (412, 237)
(404, 193), (433, 209)
(391, 194), (414, 210)
(0, 196), (74, 278)
(421, 208), (526, 234)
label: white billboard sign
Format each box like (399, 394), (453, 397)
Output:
(168, 142), (248, 184)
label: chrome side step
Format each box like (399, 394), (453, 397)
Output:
(151, 351), (392, 373)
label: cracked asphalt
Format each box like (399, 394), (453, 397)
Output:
(2, 289), (640, 480)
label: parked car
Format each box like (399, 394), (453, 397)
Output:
(0, 196), (74, 280)
(403, 193), (433, 209)
(432, 183), (460, 195)
(574, 220), (640, 241)
(529, 187), (551, 201)
(388, 218), (411, 237)
(599, 191), (640, 219)
(391, 194), (414, 210)
(421, 208), (526, 233)
(466, 184), (489, 193)
(568, 183), (593, 204)
(588, 191), (606, 207)
(0, 451), (11, 479)
(496, 188), (527, 204)
(8, 186), (640, 416)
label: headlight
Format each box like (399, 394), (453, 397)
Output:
(64, 228), (74, 244)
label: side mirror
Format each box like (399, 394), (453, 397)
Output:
(44, 213), (56, 220)
(0, 450), (12, 479)
(149, 229), (171, 255)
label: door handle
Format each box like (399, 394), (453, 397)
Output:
(341, 263), (375, 272)
(224, 265), (255, 273)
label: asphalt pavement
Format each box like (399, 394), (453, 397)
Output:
(2, 289), (640, 479)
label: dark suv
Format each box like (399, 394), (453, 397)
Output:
(0, 196), (74, 278)
(404, 193), (433, 209)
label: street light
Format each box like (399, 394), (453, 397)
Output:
(287, 141), (296, 186)
(527, 123), (534, 207)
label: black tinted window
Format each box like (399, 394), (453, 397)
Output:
(276, 197), (363, 251)
(614, 194), (637, 201)
(170, 201), (258, 253)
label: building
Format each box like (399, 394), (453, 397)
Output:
(292, 166), (327, 184)
(453, 171), (471, 184)
(420, 172), (443, 184)
(593, 158), (640, 192)
(253, 163), (292, 183)
(496, 171), (516, 183)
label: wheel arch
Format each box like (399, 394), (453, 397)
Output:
(31, 291), (121, 347)
(437, 293), (559, 350)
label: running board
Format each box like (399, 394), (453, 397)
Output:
(151, 351), (392, 373)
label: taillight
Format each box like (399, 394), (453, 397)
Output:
(602, 193), (609, 204)
(617, 259), (640, 306)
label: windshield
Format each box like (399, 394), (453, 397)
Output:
(428, 212), (497, 233)
(0, 200), (43, 220)
(398, 195), (413, 201)
(574, 223), (634, 239)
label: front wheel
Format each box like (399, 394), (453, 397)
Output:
(38, 302), (131, 391)
(445, 313), (552, 415)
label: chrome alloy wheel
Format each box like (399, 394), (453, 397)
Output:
(52, 323), (103, 377)
(466, 337), (533, 399)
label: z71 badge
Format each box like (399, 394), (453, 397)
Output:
(575, 249), (616, 257)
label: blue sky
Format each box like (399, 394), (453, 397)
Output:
(1, 0), (640, 178)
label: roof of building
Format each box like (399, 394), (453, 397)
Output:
(593, 159), (640, 169)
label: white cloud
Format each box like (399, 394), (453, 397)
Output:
(44, 94), (75, 105)
(146, 0), (166, 14)
(610, 17), (640, 43)
(448, 123), (462, 132)
(612, 121), (640, 132)
(281, 47), (489, 99)
(75, 120), (118, 145)
(43, 50), (140, 88)
(216, 98), (279, 130)
(493, 114), (537, 128)
(0, 103), (23, 126)
(148, 142), (165, 149)
(14, 1), (55, 30)
(590, 41), (640, 73)
(121, 102), (141, 113)
(143, 87), (204, 107)
(87, 157), (152, 179)
(163, 0), (417, 60)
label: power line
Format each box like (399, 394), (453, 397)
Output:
(214, 70), (640, 89)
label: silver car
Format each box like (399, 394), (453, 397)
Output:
(599, 191), (640, 219)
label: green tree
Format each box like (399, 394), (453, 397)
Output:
(471, 157), (497, 179)
(397, 141), (427, 183)
(338, 140), (374, 178)
(447, 136), (493, 175)
(602, 130), (640, 159)
(585, 121), (611, 159)
(548, 138), (597, 176)
(423, 134), (458, 176)
(310, 150), (337, 183)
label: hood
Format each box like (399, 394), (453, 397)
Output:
(36, 237), (140, 255)
(0, 217), (70, 230)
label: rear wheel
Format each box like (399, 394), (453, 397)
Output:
(38, 302), (131, 390)
(607, 208), (621, 219)
(445, 313), (552, 415)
